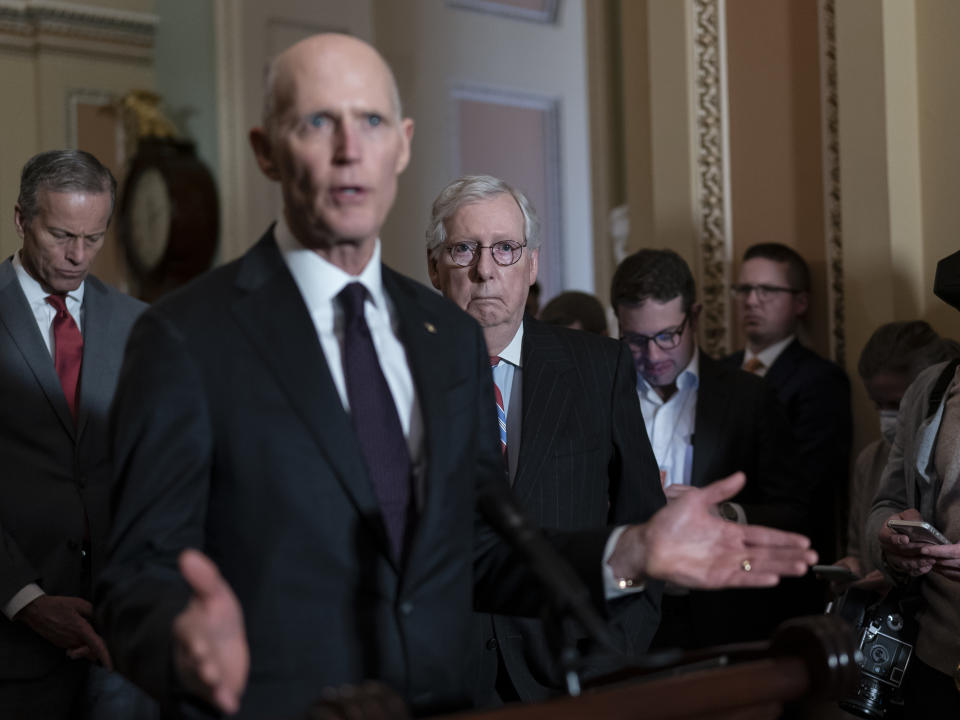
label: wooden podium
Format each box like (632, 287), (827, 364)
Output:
(304, 616), (859, 720)
(437, 615), (859, 720)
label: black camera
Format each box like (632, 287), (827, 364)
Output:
(830, 586), (919, 719)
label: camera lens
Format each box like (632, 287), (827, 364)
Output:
(871, 645), (889, 664)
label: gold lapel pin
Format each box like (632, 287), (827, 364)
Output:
(424, 322), (437, 334)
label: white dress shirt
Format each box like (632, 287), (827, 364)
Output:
(742, 335), (794, 377)
(12, 250), (85, 350)
(490, 323), (523, 421)
(637, 348), (699, 488)
(3, 253), (87, 619)
(275, 217), (423, 469)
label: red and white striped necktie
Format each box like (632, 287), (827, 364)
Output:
(490, 356), (507, 456)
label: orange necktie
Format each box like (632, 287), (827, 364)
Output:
(743, 357), (765, 375)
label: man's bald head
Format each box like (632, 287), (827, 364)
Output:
(261, 33), (402, 138)
(248, 32), (414, 267)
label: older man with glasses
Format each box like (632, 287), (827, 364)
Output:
(727, 243), (852, 580)
(611, 248), (807, 650)
(426, 174), (666, 706)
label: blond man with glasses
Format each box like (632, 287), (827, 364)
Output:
(727, 243), (852, 571)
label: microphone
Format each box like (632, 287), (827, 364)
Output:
(476, 482), (620, 655)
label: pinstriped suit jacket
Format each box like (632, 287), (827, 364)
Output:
(475, 316), (665, 704)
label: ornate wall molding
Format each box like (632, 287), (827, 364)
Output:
(0, 1), (157, 60)
(691, 0), (733, 357)
(819, 0), (845, 366)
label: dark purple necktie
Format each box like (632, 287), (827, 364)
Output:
(339, 282), (413, 560)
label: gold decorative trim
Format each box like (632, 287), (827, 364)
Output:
(692, 0), (732, 357)
(0, 1), (157, 59)
(819, 0), (845, 366)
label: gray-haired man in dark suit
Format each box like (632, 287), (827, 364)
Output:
(426, 175), (665, 704)
(0, 150), (153, 718)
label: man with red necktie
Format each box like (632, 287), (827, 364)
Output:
(0, 150), (151, 718)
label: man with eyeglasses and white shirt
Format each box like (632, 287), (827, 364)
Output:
(611, 248), (807, 650)
(727, 243), (852, 568)
(426, 175), (666, 706)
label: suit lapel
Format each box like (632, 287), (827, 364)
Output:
(0, 259), (75, 438)
(230, 236), (389, 554)
(76, 277), (117, 439)
(762, 338), (800, 389)
(380, 267), (451, 565)
(513, 318), (575, 497)
(691, 352), (728, 488)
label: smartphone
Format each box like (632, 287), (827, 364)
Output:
(886, 518), (949, 545)
(812, 564), (860, 582)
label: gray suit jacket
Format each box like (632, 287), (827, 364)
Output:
(0, 257), (145, 679)
(866, 361), (960, 675)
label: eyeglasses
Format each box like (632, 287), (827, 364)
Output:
(730, 284), (801, 303)
(622, 314), (689, 352)
(445, 240), (526, 267)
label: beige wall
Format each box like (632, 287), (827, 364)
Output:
(590, 0), (698, 285)
(0, 1), (155, 269)
(0, 52), (40, 261)
(725, 0), (828, 358)
(916, 0), (960, 336)
(838, 0), (960, 457)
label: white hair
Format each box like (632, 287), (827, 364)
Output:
(425, 175), (541, 258)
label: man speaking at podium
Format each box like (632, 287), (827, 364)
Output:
(96, 33), (818, 719)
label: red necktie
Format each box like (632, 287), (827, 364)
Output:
(490, 356), (507, 456)
(46, 294), (83, 419)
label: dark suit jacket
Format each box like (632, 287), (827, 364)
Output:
(727, 339), (852, 556)
(692, 352), (806, 531)
(0, 258), (145, 680)
(95, 232), (613, 719)
(653, 352), (805, 649)
(475, 318), (665, 703)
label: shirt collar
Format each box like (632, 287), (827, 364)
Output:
(12, 250), (85, 308)
(497, 322), (524, 368)
(274, 214), (385, 314)
(637, 346), (700, 398)
(745, 334), (794, 370)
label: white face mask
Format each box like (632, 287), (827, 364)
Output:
(879, 409), (899, 445)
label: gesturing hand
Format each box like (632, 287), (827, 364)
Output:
(878, 509), (935, 577)
(173, 549), (249, 714)
(17, 594), (113, 669)
(609, 472), (817, 589)
(919, 541), (960, 581)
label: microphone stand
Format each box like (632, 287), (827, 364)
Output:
(477, 482), (622, 697)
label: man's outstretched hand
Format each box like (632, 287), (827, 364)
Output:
(608, 472), (817, 589)
(173, 549), (249, 714)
